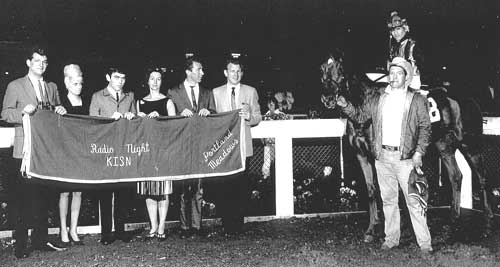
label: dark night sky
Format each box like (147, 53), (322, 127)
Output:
(0, 0), (499, 105)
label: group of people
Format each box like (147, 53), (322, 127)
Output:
(262, 90), (298, 118)
(1, 9), (465, 260)
(1, 45), (261, 259)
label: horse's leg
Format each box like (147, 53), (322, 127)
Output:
(435, 137), (462, 224)
(459, 141), (494, 236)
(355, 153), (380, 243)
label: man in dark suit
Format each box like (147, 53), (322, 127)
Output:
(1, 45), (67, 258)
(212, 56), (262, 234)
(168, 55), (215, 238)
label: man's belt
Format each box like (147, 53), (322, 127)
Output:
(382, 145), (399, 151)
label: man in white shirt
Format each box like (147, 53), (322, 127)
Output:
(212, 57), (261, 234)
(1, 45), (67, 258)
(168, 56), (215, 238)
(338, 57), (432, 254)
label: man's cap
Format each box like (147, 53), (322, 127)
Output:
(388, 57), (413, 84)
(387, 11), (409, 31)
(388, 57), (412, 74)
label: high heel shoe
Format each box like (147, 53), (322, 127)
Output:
(60, 234), (71, 248)
(156, 232), (167, 242)
(69, 234), (84, 246)
(145, 231), (156, 241)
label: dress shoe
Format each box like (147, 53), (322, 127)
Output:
(15, 247), (30, 259)
(223, 226), (243, 236)
(60, 240), (71, 248)
(179, 229), (191, 239)
(380, 242), (397, 251)
(100, 234), (115, 245)
(116, 232), (132, 243)
(191, 229), (206, 238)
(33, 241), (67, 252)
(420, 246), (433, 254)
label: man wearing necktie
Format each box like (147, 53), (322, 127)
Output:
(212, 56), (262, 234)
(89, 66), (136, 245)
(1, 45), (67, 258)
(168, 55), (215, 238)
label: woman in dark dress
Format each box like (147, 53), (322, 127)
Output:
(136, 67), (175, 241)
(59, 64), (87, 246)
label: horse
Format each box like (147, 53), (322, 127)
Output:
(319, 52), (495, 242)
(320, 51), (385, 243)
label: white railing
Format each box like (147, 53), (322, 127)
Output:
(251, 119), (346, 216)
(1, 117), (499, 237)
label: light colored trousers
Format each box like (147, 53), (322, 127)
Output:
(375, 149), (431, 248)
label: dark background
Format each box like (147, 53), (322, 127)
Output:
(0, 0), (499, 108)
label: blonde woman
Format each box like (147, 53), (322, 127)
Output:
(59, 64), (87, 246)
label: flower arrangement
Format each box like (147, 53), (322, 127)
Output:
(338, 181), (359, 212)
(201, 199), (217, 218)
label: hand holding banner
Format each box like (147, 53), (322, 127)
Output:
(22, 110), (245, 183)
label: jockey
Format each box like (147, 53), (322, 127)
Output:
(387, 11), (423, 90)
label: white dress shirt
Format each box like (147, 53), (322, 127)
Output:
(184, 80), (199, 108)
(226, 83), (240, 109)
(381, 87), (407, 147)
(27, 74), (45, 102)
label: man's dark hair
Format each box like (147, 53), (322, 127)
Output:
(184, 56), (202, 72)
(25, 44), (48, 60)
(106, 67), (126, 77)
(225, 57), (244, 72)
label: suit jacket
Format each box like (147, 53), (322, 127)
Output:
(212, 84), (261, 157)
(168, 83), (215, 114)
(1, 75), (61, 158)
(89, 88), (136, 117)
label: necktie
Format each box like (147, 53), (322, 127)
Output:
(38, 80), (49, 105)
(190, 85), (198, 112)
(231, 87), (236, 110)
(116, 92), (120, 110)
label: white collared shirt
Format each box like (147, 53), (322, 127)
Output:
(381, 86), (407, 147)
(27, 74), (45, 102)
(226, 83), (240, 109)
(184, 80), (199, 107)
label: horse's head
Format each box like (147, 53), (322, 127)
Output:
(320, 51), (346, 109)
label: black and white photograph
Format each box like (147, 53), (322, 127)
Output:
(0, 0), (499, 266)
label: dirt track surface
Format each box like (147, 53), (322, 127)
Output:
(1, 210), (499, 267)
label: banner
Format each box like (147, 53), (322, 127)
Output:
(22, 110), (245, 183)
